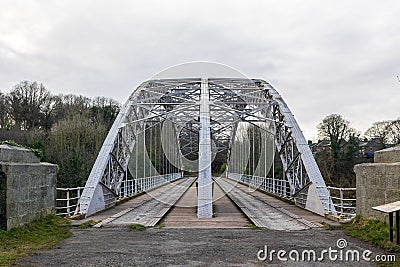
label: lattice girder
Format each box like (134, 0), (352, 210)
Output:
(79, 77), (334, 216)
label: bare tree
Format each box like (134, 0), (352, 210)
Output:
(91, 96), (120, 128)
(0, 91), (10, 129)
(389, 119), (400, 145)
(9, 81), (52, 130)
(317, 114), (358, 172)
(364, 120), (392, 147)
(365, 119), (400, 146)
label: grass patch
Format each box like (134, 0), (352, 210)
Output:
(244, 224), (261, 230)
(129, 224), (147, 231)
(0, 215), (71, 266)
(183, 172), (198, 177)
(329, 216), (400, 266)
(77, 220), (99, 229)
(70, 213), (85, 220)
(343, 215), (400, 252)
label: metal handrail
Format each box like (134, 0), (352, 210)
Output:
(55, 187), (86, 217)
(56, 173), (182, 216)
(227, 172), (357, 219)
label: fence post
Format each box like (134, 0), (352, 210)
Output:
(75, 188), (81, 215)
(272, 178), (275, 194)
(66, 189), (70, 217)
(135, 179), (138, 194)
(340, 188), (344, 216)
(283, 182), (286, 197)
(123, 182), (126, 196)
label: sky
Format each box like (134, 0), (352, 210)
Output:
(1, 0), (399, 140)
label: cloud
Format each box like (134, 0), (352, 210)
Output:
(0, 0), (399, 139)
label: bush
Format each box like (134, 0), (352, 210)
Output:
(46, 112), (108, 187)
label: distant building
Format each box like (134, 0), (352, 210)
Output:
(359, 137), (390, 158)
(309, 140), (331, 157)
(308, 137), (390, 160)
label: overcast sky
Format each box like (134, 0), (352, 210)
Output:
(1, 0), (399, 140)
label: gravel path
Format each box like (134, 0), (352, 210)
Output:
(17, 227), (390, 266)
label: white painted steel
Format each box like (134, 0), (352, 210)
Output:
(55, 187), (86, 216)
(197, 78), (213, 218)
(265, 85), (335, 215)
(227, 173), (290, 197)
(77, 77), (338, 217)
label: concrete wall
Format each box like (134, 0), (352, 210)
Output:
(0, 145), (57, 230)
(354, 146), (400, 220)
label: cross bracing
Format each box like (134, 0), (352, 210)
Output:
(78, 78), (334, 216)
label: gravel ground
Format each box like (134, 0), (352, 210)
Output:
(16, 227), (392, 266)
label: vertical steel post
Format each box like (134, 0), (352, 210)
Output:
(340, 188), (344, 216)
(198, 78), (213, 218)
(66, 190), (70, 216)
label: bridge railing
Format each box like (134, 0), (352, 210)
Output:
(226, 173), (291, 198)
(56, 187), (85, 216)
(226, 172), (356, 219)
(316, 186), (357, 219)
(56, 173), (183, 216)
(118, 173), (183, 199)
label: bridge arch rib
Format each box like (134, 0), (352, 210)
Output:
(78, 78), (334, 216)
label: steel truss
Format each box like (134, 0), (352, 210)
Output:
(79, 77), (334, 216)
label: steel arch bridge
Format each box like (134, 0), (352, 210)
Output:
(78, 78), (334, 217)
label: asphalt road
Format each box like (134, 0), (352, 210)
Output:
(16, 227), (390, 266)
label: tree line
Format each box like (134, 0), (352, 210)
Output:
(316, 114), (400, 186)
(1, 81), (398, 189)
(0, 81), (120, 187)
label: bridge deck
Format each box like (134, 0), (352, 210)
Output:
(94, 177), (195, 227)
(83, 176), (331, 230)
(215, 178), (320, 230)
(160, 177), (250, 228)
